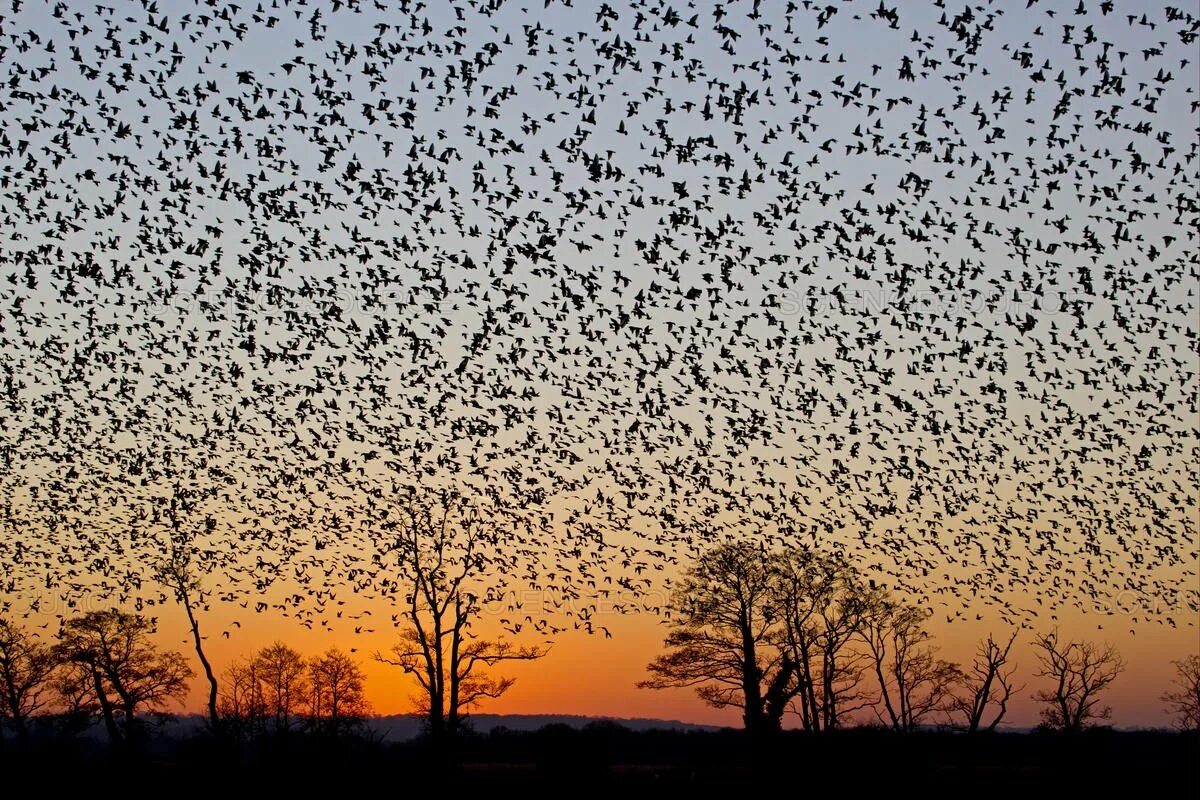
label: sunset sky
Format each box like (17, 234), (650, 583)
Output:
(125, 589), (1193, 729)
(0, 0), (1196, 732)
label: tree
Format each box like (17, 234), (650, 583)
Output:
(218, 656), (267, 741)
(252, 642), (309, 735)
(639, 542), (797, 736)
(859, 593), (961, 732)
(951, 631), (1020, 733)
(307, 648), (370, 737)
(1031, 630), (1124, 733)
(0, 618), (58, 742)
(1160, 654), (1199, 732)
(775, 547), (873, 731)
(53, 610), (192, 746)
(374, 489), (544, 742)
(152, 489), (222, 735)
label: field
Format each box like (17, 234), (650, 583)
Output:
(4, 725), (1196, 797)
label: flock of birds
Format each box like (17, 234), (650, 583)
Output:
(0, 0), (1195, 644)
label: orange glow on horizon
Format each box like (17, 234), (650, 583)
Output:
(107, 589), (1195, 730)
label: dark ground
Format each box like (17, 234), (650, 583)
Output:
(5, 725), (1197, 797)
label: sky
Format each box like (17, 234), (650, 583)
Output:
(0, 0), (1196, 729)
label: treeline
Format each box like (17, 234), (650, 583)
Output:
(639, 543), (1200, 735)
(218, 642), (370, 741)
(1, 544), (1198, 751)
(0, 612), (369, 748)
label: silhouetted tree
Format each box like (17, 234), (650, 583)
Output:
(252, 641), (309, 735)
(775, 547), (873, 731)
(53, 610), (192, 747)
(639, 542), (797, 737)
(1031, 629), (1124, 733)
(374, 489), (545, 743)
(951, 631), (1020, 733)
(859, 593), (961, 732)
(152, 488), (222, 736)
(1161, 654), (1199, 732)
(0, 618), (57, 743)
(307, 648), (370, 737)
(218, 656), (267, 740)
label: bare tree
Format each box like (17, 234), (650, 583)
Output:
(252, 641), (309, 735)
(152, 489), (222, 735)
(1031, 629), (1124, 733)
(307, 648), (370, 737)
(53, 610), (192, 746)
(374, 489), (544, 742)
(218, 656), (267, 741)
(0, 618), (58, 742)
(775, 548), (873, 731)
(859, 593), (961, 732)
(952, 631), (1020, 733)
(639, 542), (797, 737)
(1161, 654), (1200, 732)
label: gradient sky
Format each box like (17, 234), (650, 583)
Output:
(0, 0), (1196, 729)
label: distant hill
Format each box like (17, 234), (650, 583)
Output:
(368, 714), (727, 741)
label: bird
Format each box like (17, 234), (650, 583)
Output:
(0, 0), (1191, 669)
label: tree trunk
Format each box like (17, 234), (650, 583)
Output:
(969, 671), (994, 733)
(796, 669), (814, 732)
(179, 586), (221, 735)
(92, 667), (121, 745)
(740, 605), (764, 734)
(764, 656), (796, 731)
(873, 654), (901, 731)
(448, 603), (463, 738)
(822, 652), (837, 731)
(3, 685), (29, 743)
(799, 643), (820, 732)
